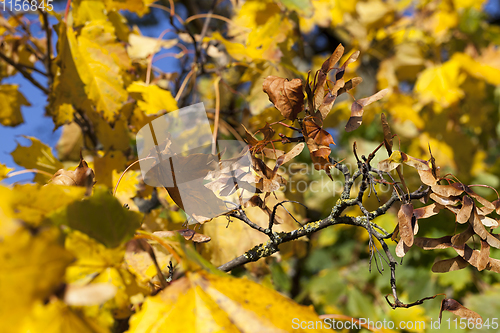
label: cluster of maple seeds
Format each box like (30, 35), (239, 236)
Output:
(261, 44), (388, 178)
(394, 167), (500, 273)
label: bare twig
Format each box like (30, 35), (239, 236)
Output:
(0, 51), (49, 94)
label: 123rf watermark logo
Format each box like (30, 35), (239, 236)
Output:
(1, 0), (53, 12)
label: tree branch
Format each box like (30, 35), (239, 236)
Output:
(0, 51), (49, 94)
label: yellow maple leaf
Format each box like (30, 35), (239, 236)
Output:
(0, 185), (19, 239)
(414, 59), (466, 108)
(67, 22), (129, 122)
(385, 93), (424, 130)
(299, 0), (358, 33)
(0, 84), (29, 126)
(10, 184), (86, 227)
(452, 50), (500, 86)
(0, 227), (74, 332)
(49, 22), (91, 127)
(127, 81), (178, 115)
(72, 0), (108, 27)
(65, 231), (149, 320)
(104, 0), (156, 17)
(0, 163), (13, 181)
(127, 34), (178, 60)
(128, 270), (332, 332)
(93, 150), (127, 187)
(21, 300), (109, 333)
(452, 0), (487, 11)
(10, 136), (63, 183)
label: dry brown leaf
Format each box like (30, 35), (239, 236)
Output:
(337, 77), (363, 96)
(477, 239), (490, 271)
(493, 198), (500, 215)
(439, 298), (482, 324)
(242, 123), (275, 153)
(414, 203), (442, 219)
(395, 238), (411, 257)
(320, 44), (344, 73)
(263, 76), (304, 121)
(414, 236), (452, 250)
(457, 195), (474, 224)
(49, 152), (95, 187)
(345, 88), (388, 132)
(476, 205), (495, 216)
(431, 256), (468, 273)
(470, 209), (500, 249)
(479, 215), (498, 228)
(451, 224), (475, 246)
(317, 79), (344, 121)
(464, 186), (495, 211)
(302, 116), (334, 160)
(261, 148), (284, 160)
(275, 143), (305, 169)
(418, 169), (438, 186)
(453, 244), (495, 272)
(431, 184), (464, 197)
(398, 203), (414, 247)
(430, 193), (460, 206)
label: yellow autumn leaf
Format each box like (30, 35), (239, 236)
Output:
(93, 150), (127, 187)
(0, 185), (19, 239)
(87, 112), (131, 151)
(452, 51), (500, 85)
(414, 59), (466, 108)
(10, 136), (63, 183)
(21, 300), (109, 333)
(429, 10), (458, 38)
(0, 163), (13, 180)
(104, 0), (156, 17)
(128, 270), (332, 333)
(0, 227), (74, 332)
(127, 33), (178, 60)
(408, 133), (456, 171)
(72, 0), (107, 27)
(0, 84), (29, 126)
(68, 22), (129, 122)
(452, 0), (487, 11)
(65, 231), (148, 320)
(10, 184), (86, 227)
(127, 81), (178, 115)
(299, 0), (358, 33)
(112, 168), (140, 209)
(125, 241), (174, 285)
(211, 5), (293, 64)
(385, 93), (424, 129)
(49, 22), (91, 127)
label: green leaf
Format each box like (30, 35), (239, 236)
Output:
(48, 186), (142, 248)
(0, 84), (29, 126)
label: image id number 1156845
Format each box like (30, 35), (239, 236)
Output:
(1, 0), (53, 12)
